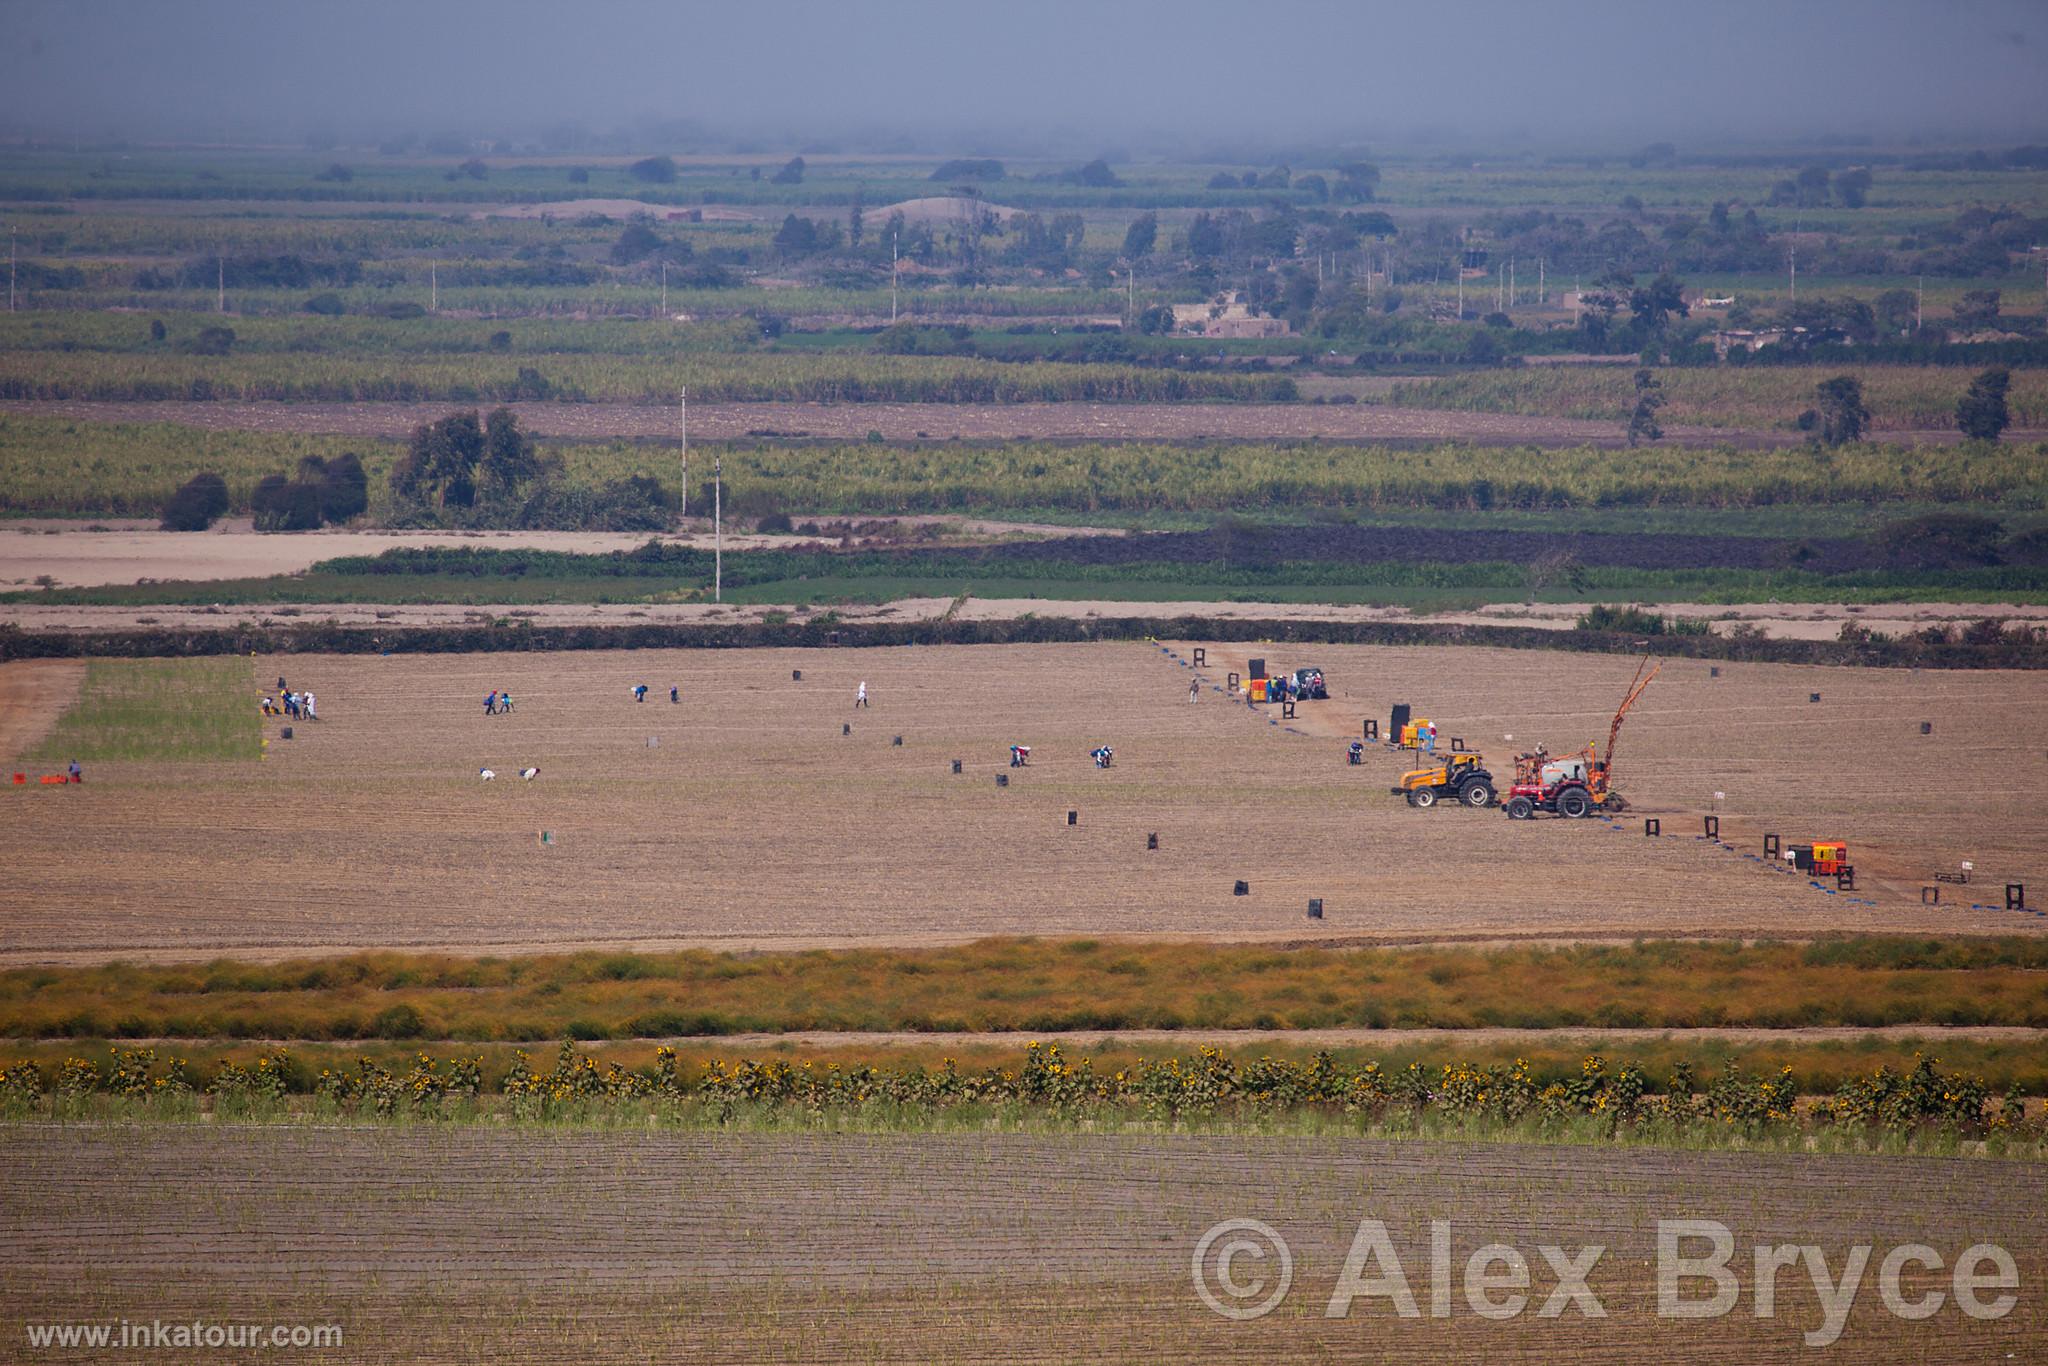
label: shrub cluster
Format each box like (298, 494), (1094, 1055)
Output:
(8, 611), (2047, 670)
(0, 1044), (2029, 1144)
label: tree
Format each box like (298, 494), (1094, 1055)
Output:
(1576, 291), (1622, 349)
(160, 471), (229, 531)
(628, 155), (677, 183)
(1462, 329), (1503, 366)
(318, 452), (369, 522)
(1069, 158), (1120, 187)
(930, 158), (1004, 182)
(1836, 167), (1872, 208)
(313, 163), (353, 183)
(773, 214), (821, 258)
(1626, 368), (1665, 446)
(1333, 162), (1380, 203)
(1628, 273), (1689, 333)
(480, 407), (541, 497)
(848, 187), (865, 250)
(303, 292), (345, 315)
(191, 325), (235, 356)
(1873, 288), (1917, 335)
(250, 473), (321, 531)
(1956, 367), (2012, 441)
(1794, 164), (1831, 207)
(1184, 212), (1224, 259)
(770, 156), (806, 185)
(1952, 289), (2001, 330)
(392, 410), (485, 509)
(610, 222), (663, 264)
(567, 167), (590, 184)
(1297, 174), (1329, 203)
(1121, 212), (1158, 258)
(1136, 304), (1175, 335)
(1811, 376), (1870, 446)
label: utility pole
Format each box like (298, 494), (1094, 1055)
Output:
(1455, 250), (1464, 320)
(660, 260), (667, 317)
(1787, 242), (1796, 302)
(713, 450), (722, 603)
(1509, 257), (1516, 310)
(890, 235), (899, 324)
(1538, 257), (1546, 305)
(430, 261), (437, 314)
(8, 226), (14, 312)
(1915, 274), (1924, 332)
(217, 254), (225, 314)
(679, 385), (688, 520)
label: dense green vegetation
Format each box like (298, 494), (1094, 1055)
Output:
(15, 534), (2047, 611)
(8, 938), (2045, 1042)
(1391, 366), (2048, 429)
(6, 414), (2045, 522)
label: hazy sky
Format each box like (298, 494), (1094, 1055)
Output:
(3, 0), (2045, 151)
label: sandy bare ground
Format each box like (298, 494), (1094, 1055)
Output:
(0, 659), (83, 762)
(0, 642), (2040, 961)
(12, 397), (2011, 447)
(3, 1127), (2040, 1361)
(0, 518), (1119, 591)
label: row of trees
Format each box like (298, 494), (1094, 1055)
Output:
(160, 454), (368, 532)
(390, 409), (675, 530)
(1795, 368), (2010, 447)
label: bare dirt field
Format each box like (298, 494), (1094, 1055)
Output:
(0, 659), (82, 761)
(0, 520), (1117, 591)
(1, 642), (2040, 962)
(2, 1125), (2038, 1361)
(10, 397), (2008, 446)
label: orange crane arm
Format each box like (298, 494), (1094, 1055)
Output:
(1602, 657), (1661, 782)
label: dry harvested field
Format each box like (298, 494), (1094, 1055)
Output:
(1, 1126), (2039, 1362)
(0, 642), (2042, 961)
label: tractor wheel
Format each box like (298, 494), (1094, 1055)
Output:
(1410, 786), (1438, 809)
(1557, 787), (1593, 819)
(1505, 796), (1535, 820)
(1460, 779), (1495, 808)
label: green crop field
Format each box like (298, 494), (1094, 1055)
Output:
(28, 658), (259, 763)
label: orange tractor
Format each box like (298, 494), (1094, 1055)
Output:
(1503, 657), (1661, 820)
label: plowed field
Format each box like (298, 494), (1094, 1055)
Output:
(2, 642), (2041, 960)
(1, 1127), (2039, 1362)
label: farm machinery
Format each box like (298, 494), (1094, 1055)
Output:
(1392, 751), (1496, 808)
(1502, 657), (1661, 820)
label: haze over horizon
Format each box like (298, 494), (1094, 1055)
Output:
(3, 0), (2046, 155)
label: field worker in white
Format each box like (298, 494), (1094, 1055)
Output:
(855, 681), (870, 708)
(519, 767), (540, 781)
(1188, 678), (1198, 703)
(479, 768), (496, 781)
(305, 692), (316, 719)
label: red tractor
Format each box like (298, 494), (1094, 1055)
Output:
(1503, 658), (1660, 820)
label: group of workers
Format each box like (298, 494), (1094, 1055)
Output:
(632, 684), (683, 704)
(261, 676), (316, 719)
(484, 690), (515, 715)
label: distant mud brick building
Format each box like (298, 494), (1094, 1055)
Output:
(1169, 292), (1290, 338)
